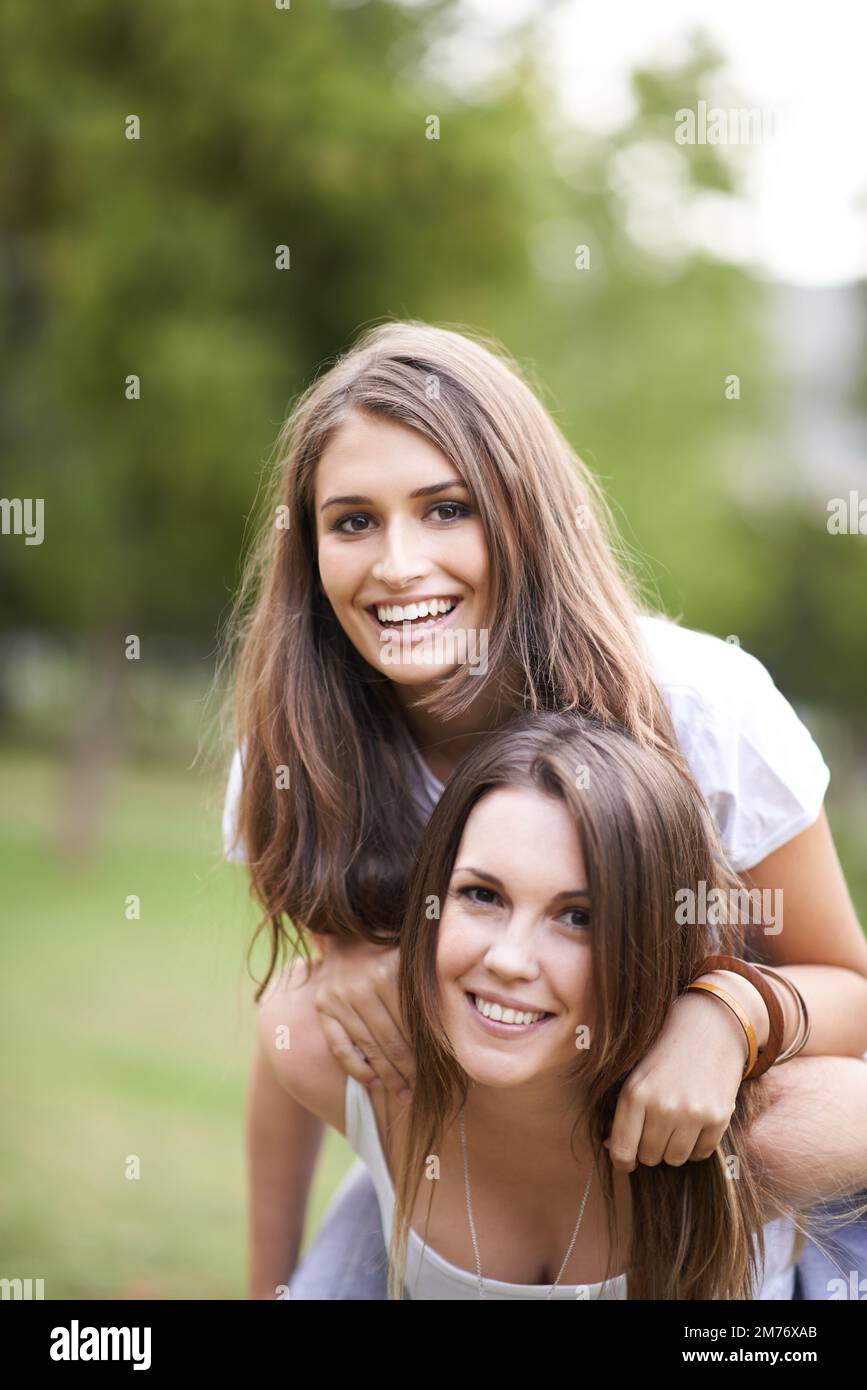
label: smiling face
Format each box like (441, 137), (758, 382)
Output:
(314, 409), (491, 688)
(435, 785), (594, 1090)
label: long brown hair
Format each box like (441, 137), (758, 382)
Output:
(390, 710), (787, 1301)
(217, 320), (692, 997)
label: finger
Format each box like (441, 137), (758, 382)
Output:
(635, 1111), (679, 1168)
(662, 1124), (703, 1167)
(317, 1015), (380, 1086)
(313, 978), (414, 1092)
(363, 990), (416, 1089)
(336, 1003), (413, 1097)
(688, 1122), (728, 1163)
(366, 961), (417, 1086)
(605, 1090), (646, 1172)
(636, 1093), (701, 1167)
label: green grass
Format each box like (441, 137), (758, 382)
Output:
(0, 747), (355, 1299)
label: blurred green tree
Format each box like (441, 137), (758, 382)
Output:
(0, 2), (863, 748)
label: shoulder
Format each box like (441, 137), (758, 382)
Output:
(635, 614), (830, 870)
(636, 613), (772, 702)
(256, 959), (348, 1135)
(634, 612), (801, 761)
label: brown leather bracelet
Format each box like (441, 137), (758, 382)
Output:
(694, 954), (786, 1079)
(685, 981), (759, 1078)
(752, 963), (812, 1062)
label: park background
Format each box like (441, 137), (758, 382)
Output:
(1, 0), (865, 1297)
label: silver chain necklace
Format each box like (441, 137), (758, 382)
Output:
(458, 1108), (595, 1300)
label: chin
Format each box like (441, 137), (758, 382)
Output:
(444, 1020), (549, 1088)
(457, 1049), (543, 1089)
(376, 660), (458, 684)
(363, 640), (458, 679)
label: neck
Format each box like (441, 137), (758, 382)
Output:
(456, 1071), (597, 1175)
(391, 673), (517, 780)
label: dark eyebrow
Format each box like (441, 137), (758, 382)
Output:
(455, 866), (590, 900)
(319, 479), (469, 512)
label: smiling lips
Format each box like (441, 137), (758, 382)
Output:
(367, 595), (462, 631)
(466, 990), (556, 1034)
(373, 596), (458, 624)
(365, 597), (465, 644)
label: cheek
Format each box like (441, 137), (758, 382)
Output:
(317, 538), (365, 605)
(561, 945), (594, 1024)
(436, 910), (482, 982)
(316, 537), (344, 584)
(315, 538), (335, 593)
(440, 523), (488, 589)
(468, 531), (490, 591)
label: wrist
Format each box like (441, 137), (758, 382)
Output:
(694, 969), (770, 1050)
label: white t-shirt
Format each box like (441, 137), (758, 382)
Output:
(222, 615), (830, 871)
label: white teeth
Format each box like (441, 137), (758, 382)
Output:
(375, 598), (457, 624)
(472, 994), (546, 1026)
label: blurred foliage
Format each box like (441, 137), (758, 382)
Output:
(0, 1), (864, 715)
(0, 0), (538, 640)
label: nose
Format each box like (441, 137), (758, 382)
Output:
(371, 517), (430, 589)
(482, 916), (542, 983)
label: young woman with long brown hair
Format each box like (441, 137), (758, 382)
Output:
(256, 712), (867, 1299)
(219, 320), (867, 1298)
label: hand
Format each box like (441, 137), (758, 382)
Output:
(311, 937), (414, 1102)
(604, 987), (750, 1171)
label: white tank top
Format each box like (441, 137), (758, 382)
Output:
(344, 1076), (797, 1300)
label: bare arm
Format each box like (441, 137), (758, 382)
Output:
(746, 1054), (867, 1216)
(762, 964), (867, 1057)
(246, 1009), (324, 1300)
(743, 810), (867, 1056)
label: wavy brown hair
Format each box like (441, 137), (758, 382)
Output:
(389, 710), (799, 1301)
(217, 319), (695, 998)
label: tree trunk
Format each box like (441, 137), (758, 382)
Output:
(55, 623), (133, 861)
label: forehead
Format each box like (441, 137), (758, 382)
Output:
(456, 786), (587, 886)
(314, 410), (459, 498)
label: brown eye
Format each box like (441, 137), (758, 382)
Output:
(452, 885), (499, 907)
(334, 513), (372, 534)
(430, 502), (469, 522)
(563, 908), (591, 930)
